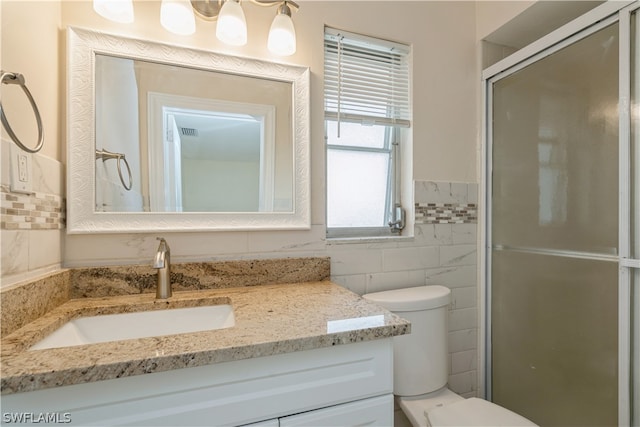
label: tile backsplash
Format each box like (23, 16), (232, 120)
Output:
(0, 185), (65, 230)
(0, 270), (71, 336)
(0, 139), (65, 285)
(70, 257), (330, 298)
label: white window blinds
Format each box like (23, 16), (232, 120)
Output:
(324, 27), (411, 128)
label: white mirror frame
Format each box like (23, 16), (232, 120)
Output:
(67, 27), (310, 233)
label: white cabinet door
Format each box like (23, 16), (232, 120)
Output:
(279, 395), (393, 427)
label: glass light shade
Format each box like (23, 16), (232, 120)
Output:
(93, 0), (134, 24)
(216, 0), (247, 47)
(268, 12), (296, 56)
(160, 0), (196, 36)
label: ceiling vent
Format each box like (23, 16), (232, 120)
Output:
(180, 127), (199, 137)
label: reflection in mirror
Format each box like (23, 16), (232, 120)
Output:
(163, 108), (266, 213)
(95, 54), (293, 213)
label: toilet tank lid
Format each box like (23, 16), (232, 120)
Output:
(362, 285), (450, 312)
(426, 398), (538, 427)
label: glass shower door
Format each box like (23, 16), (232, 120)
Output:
(489, 22), (620, 426)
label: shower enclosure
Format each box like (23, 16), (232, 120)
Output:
(483, 2), (640, 426)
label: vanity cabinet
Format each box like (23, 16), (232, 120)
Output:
(2, 339), (393, 426)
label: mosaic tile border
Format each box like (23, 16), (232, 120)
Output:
(415, 202), (477, 224)
(0, 185), (65, 230)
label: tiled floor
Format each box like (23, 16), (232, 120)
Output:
(394, 409), (413, 427)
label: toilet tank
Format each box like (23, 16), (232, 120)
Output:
(363, 286), (450, 396)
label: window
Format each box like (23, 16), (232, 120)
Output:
(324, 28), (411, 238)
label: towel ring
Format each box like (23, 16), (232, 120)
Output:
(96, 149), (133, 191)
(0, 71), (44, 153)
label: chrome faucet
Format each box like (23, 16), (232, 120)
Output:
(153, 237), (171, 299)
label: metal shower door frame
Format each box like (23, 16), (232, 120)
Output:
(480, 2), (640, 425)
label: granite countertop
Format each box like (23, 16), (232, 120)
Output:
(0, 281), (410, 395)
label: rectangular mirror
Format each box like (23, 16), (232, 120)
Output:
(67, 27), (310, 233)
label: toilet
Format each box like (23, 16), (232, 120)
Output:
(363, 285), (537, 427)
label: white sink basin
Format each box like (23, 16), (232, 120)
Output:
(30, 304), (235, 351)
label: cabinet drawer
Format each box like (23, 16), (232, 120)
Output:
(279, 395), (393, 427)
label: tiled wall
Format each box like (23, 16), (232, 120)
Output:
(329, 180), (478, 397)
(0, 139), (65, 286)
(2, 173), (479, 396)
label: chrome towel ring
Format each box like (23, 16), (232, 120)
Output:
(0, 70), (44, 153)
(96, 149), (133, 191)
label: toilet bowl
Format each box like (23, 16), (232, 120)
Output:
(363, 286), (537, 427)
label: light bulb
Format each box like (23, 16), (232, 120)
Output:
(160, 0), (196, 35)
(93, 0), (134, 24)
(216, 0), (247, 46)
(268, 3), (296, 56)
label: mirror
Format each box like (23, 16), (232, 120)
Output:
(95, 55), (293, 213)
(67, 27), (310, 233)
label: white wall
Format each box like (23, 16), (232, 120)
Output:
(61, 1), (479, 266)
(1, 0), (62, 162)
(95, 55), (143, 212)
(1, 1), (64, 286)
(475, 1), (535, 41)
(476, 1), (534, 70)
(181, 158), (260, 212)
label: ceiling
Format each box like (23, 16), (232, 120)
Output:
(484, 1), (606, 49)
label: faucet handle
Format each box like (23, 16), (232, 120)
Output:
(153, 237), (170, 268)
(156, 237), (170, 250)
(153, 237), (172, 299)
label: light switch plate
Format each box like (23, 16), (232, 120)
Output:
(10, 145), (33, 194)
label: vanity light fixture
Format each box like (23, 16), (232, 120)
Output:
(267, 1), (296, 56)
(215, 0), (248, 46)
(93, 0), (134, 24)
(192, 0), (299, 55)
(94, 0), (299, 56)
(160, 0), (196, 36)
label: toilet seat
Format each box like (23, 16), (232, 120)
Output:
(426, 398), (538, 426)
(363, 286), (536, 427)
(397, 388), (463, 427)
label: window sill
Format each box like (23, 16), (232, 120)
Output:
(326, 235), (414, 245)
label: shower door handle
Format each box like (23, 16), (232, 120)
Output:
(620, 258), (640, 268)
